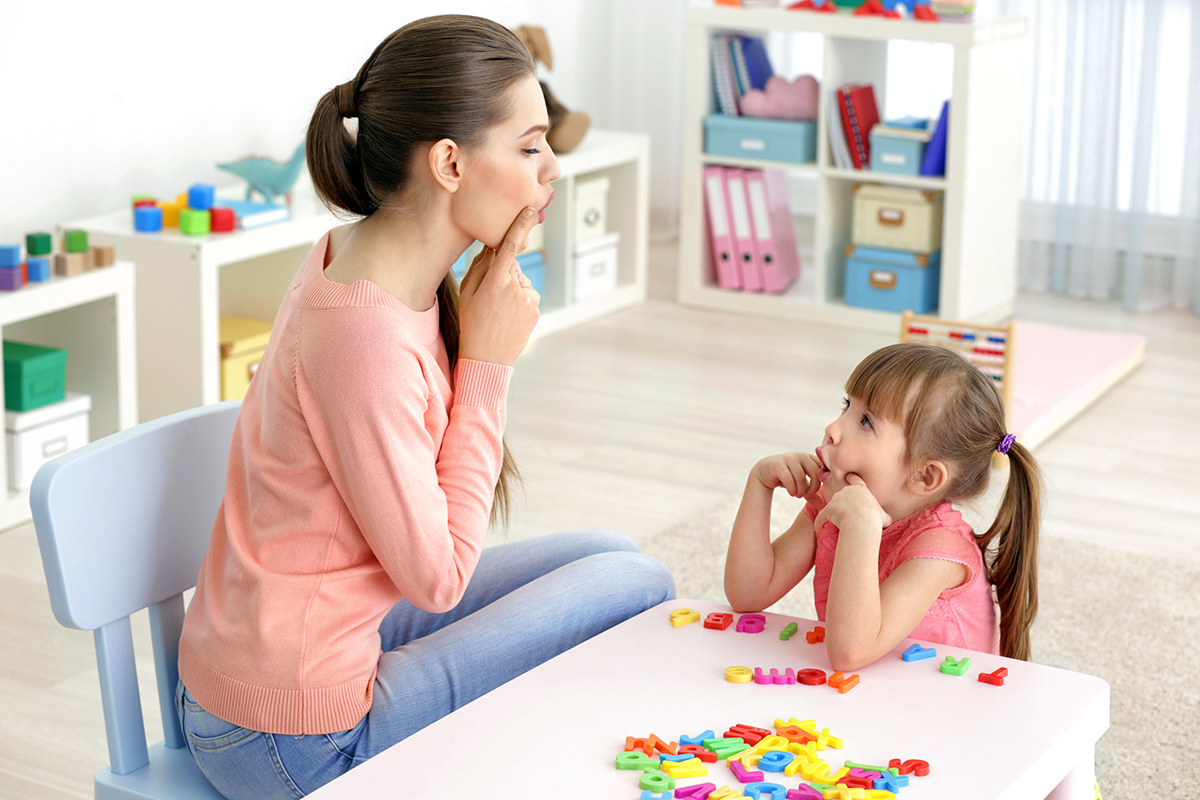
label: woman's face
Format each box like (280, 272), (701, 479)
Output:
(452, 74), (561, 249)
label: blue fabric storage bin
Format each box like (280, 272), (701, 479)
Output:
(704, 114), (817, 164)
(516, 250), (545, 300)
(870, 128), (930, 176)
(844, 246), (941, 313)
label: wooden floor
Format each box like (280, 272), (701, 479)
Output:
(2, 238), (1198, 798)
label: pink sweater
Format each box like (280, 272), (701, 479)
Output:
(178, 233), (512, 735)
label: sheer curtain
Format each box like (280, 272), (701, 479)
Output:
(996, 0), (1200, 314)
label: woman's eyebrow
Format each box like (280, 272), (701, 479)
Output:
(518, 124), (549, 138)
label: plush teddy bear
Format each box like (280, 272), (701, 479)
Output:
(513, 24), (591, 154)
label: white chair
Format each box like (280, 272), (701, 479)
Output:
(31, 402), (241, 799)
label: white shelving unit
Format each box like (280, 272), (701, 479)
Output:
(0, 263), (137, 529)
(679, 4), (1027, 333)
(65, 129), (648, 422)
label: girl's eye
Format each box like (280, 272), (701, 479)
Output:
(841, 397), (850, 412)
(860, 414), (873, 430)
(522, 148), (540, 155)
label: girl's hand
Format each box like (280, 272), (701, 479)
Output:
(458, 208), (541, 366)
(813, 474), (892, 534)
(751, 452), (823, 503)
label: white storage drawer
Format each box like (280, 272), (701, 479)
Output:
(6, 391), (91, 490)
(572, 232), (620, 301)
(851, 184), (944, 254)
(575, 175), (611, 243)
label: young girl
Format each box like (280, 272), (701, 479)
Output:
(724, 342), (1041, 671)
(175, 16), (674, 799)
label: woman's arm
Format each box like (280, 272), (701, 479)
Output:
(724, 453), (821, 612)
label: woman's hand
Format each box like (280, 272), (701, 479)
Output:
(813, 474), (892, 534)
(458, 208), (541, 366)
(751, 452), (823, 503)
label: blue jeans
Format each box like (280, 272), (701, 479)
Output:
(176, 530), (674, 799)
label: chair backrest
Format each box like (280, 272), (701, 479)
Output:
(899, 310), (1017, 426)
(31, 401), (241, 777)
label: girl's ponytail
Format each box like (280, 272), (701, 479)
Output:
(305, 83), (374, 217)
(977, 440), (1042, 661)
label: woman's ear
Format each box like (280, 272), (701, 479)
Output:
(428, 138), (462, 193)
(909, 459), (949, 498)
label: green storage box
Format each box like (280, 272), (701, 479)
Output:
(3, 341), (67, 412)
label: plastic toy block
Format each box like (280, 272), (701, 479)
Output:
(679, 745), (719, 763)
(650, 735), (679, 755)
(753, 735), (791, 753)
(758, 751), (794, 773)
(662, 754), (695, 764)
(180, 209), (211, 235)
(744, 782), (788, 800)
(814, 729), (843, 750)
(675, 783), (717, 799)
(806, 626), (825, 643)
(725, 724), (770, 745)
(159, 201), (182, 228)
(640, 768), (676, 792)
(0, 268), (24, 291)
(134, 205), (164, 232)
(796, 669), (827, 686)
(887, 759), (930, 777)
(705, 612), (734, 630)
(63, 229), (89, 253)
(664, 758), (707, 779)
(132, 198), (158, 209)
(704, 738), (750, 760)
(979, 667), (1009, 686)
(670, 608), (701, 626)
(786, 0), (838, 11)
(616, 751), (658, 770)
(940, 656), (971, 676)
(914, 5), (939, 20)
(639, 790), (674, 800)
(25, 232), (52, 256)
(188, 183), (216, 210)
(779, 622), (798, 640)
(54, 252), (85, 276)
(787, 786), (825, 800)
(27, 257), (50, 282)
(0, 245), (19, 268)
(902, 644), (937, 661)
(92, 244), (115, 267)
(730, 760), (764, 783)
(681, 731), (715, 747)
(755, 668), (796, 685)
(872, 773), (909, 792)
(736, 614), (766, 633)
(727, 666), (754, 683)
(626, 736), (656, 755)
(828, 671), (860, 693)
(210, 206), (237, 233)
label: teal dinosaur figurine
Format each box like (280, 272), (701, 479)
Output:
(216, 143), (306, 204)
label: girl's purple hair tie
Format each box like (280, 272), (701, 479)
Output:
(996, 433), (1016, 455)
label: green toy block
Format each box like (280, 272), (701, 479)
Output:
(3, 340), (67, 412)
(63, 229), (89, 253)
(940, 655), (971, 676)
(180, 209), (211, 236)
(25, 232), (52, 256)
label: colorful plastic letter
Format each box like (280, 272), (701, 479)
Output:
(787, 786), (825, 800)
(844, 762), (887, 774)
(730, 760), (764, 783)
(727, 666), (755, 683)
(671, 608), (702, 626)
(705, 612), (734, 630)
(650, 734), (678, 755)
(901, 644), (937, 661)
(616, 751), (658, 770)
(664, 758), (708, 779)
(827, 671), (860, 693)
(758, 751), (794, 773)
(887, 759), (930, 777)
(675, 783), (717, 799)
(737, 614), (766, 633)
(779, 622), (798, 640)
(679, 744), (719, 763)
(979, 667), (1009, 686)
(806, 626), (825, 643)
(627, 736), (655, 755)
(753, 735), (791, 753)
(725, 724), (770, 745)
(940, 656), (971, 676)
(681, 730), (716, 747)
(873, 773), (909, 792)
(640, 768), (676, 792)
(744, 782), (789, 800)
(796, 668), (827, 685)
(704, 737), (750, 759)
(640, 791), (675, 800)
(711, 787), (748, 800)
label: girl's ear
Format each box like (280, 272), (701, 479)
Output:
(428, 138), (462, 193)
(909, 459), (949, 498)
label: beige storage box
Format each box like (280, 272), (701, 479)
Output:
(575, 175), (611, 243)
(6, 391), (91, 491)
(220, 316), (273, 402)
(852, 184), (944, 254)
(572, 231), (620, 301)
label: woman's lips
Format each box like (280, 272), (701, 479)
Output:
(538, 191), (555, 223)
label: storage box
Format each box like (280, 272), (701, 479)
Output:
(6, 391), (91, 490)
(852, 184), (944, 254)
(3, 340), (67, 412)
(572, 232), (619, 301)
(844, 246), (941, 313)
(870, 125), (932, 176)
(575, 175), (610, 242)
(219, 317), (273, 402)
(704, 114), (818, 164)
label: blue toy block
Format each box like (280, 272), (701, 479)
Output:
(902, 643), (938, 661)
(27, 257), (51, 282)
(744, 783), (788, 800)
(679, 730), (714, 747)
(188, 183), (216, 211)
(0, 244), (20, 269)
(134, 205), (164, 232)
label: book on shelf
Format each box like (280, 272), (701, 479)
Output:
(711, 34), (740, 115)
(836, 84), (881, 170)
(827, 89), (853, 169)
(703, 166), (741, 289)
(214, 198), (290, 229)
(920, 99), (950, 176)
(711, 33), (775, 116)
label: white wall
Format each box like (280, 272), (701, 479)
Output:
(0, 1), (686, 245)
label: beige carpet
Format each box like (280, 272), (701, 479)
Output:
(640, 494), (1200, 797)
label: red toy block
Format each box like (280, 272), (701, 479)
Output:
(796, 668), (827, 686)
(725, 724), (770, 745)
(914, 5), (940, 20)
(840, 777), (874, 790)
(888, 758), (930, 777)
(806, 625), (825, 643)
(210, 206), (237, 233)
(20, 262), (27, 282)
(979, 667), (1009, 686)
(704, 612), (733, 630)
(678, 744), (719, 763)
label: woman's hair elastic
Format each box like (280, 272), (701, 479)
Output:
(996, 433), (1016, 455)
(335, 82), (356, 118)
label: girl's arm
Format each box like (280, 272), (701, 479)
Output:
(724, 453), (821, 612)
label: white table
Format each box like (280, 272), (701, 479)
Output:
(307, 599), (1108, 799)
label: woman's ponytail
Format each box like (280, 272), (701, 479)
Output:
(978, 441), (1042, 661)
(305, 84), (374, 217)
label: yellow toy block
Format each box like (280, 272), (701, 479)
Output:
(863, 791), (896, 799)
(159, 201), (182, 228)
(663, 758), (706, 778)
(823, 788), (866, 800)
(774, 717), (817, 731)
(753, 735), (791, 753)
(828, 767), (850, 783)
(710, 787), (749, 800)
(725, 666), (754, 683)
(728, 748), (762, 767)
(815, 729), (844, 750)
(669, 608), (701, 626)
